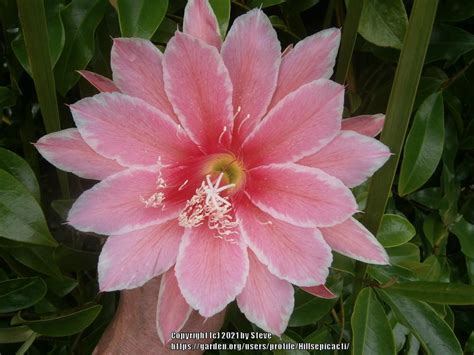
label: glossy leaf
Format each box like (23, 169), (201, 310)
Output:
(209, 0), (230, 37)
(0, 170), (57, 247)
(426, 24), (474, 64)
(408, 187), (442, 210)
(0, 277), (47, 312)
(0, 86), (16, 109)
(377, 214), (416, 248)
(117, 0), (168, 39)
(6, 245), (62, 279)
(248, 0), (285, 8)
(352, 288), (395, 355)
(387, 243), (420, 267)
(151, 17), (177, 44)
(437, 0), (474, 22)
(0, 326), (34, 344)
(399, 92), (444, 195)
(450, 218), (474, 258)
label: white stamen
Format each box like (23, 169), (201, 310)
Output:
(237, 113), (251, 133)
(140, 169), (167, 208)
(258, 220), (273, 225)
(218, 126), (227, 145)
(232, 106), (242, 120)
(178, 179), (189, 191)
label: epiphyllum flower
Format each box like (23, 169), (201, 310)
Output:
(35, 0), (390, 341)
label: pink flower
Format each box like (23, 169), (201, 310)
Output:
(35, 0), (390, 340)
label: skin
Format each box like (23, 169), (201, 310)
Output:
(93, 277), (226, 355)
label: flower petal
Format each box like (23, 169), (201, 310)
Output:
(245, 163), (357, 228)
(35, 128), (124, 180)
(183, 0), (221, 49)
(175, 225), (249, 317)
(78, 70), (118, 93)
(237, 197), (332, 286)
(341, 114), (385, 137)
(221, 9), (281, 143)
(269, 28), (341, 109)
(111, 38), (177, 119)
(163, 32), (233, 151)
(157, 269), (193, 344)
(236, 251), (294, 335)
(299, 130), (391, 188)
(70, 92), (200, 167)
(68, 168), (180, 235)
(301, 285), (337, 299)
(98, 221), (183, 291)
(242, 79), (343, 167)
(320, 218), (389, 265)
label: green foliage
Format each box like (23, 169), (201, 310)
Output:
(116, 0), (168, 39)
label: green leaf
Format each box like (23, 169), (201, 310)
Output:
(377, 289), (462, 355)
(398, 92), (444, 196)
(358, 0), (408, 49)
(407, 187), (442, 209)
(437, 0), (474, 22)
(426, 24), (474, 64)
(6, 244), (63, 279)
(209, 0), (230, 37)
(387, 281), (474, 305)
(117, 0), (168, 39)
(248, 0), (285, 8)
(387, 243), (419, 267)
(16, 332), (38, 355)
(20, 304), (102, 337)
(0, 326), (34, 344)
(282, 0), (319, 14)
(54, 245), (98, 272)
(377, 214), (416, 248)
(0, 170), (57, 247)
(0, 277), (47, 312)
(0, 148), (40, 201)
(0, 86), (16, 109)
(352, 288), (395, 355)
(54, 0), (107, 96)
(450, 218), (474, 258)
(151, 16), (177, 44)
(44, 276), (78, 297)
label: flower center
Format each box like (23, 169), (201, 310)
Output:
(203, 153), (246, 194)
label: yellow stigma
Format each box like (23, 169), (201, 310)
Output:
(203, 153), (246, 194)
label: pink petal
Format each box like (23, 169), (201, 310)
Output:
(299, 130), (391, 188)
(221, 9), (281, 143)
(111, 38), (177, 120)
(175, 225), (249, 317)
(70, 92), (201, 167)
(237, 197), (332, 286)
(341, 114), (385, 137)
(183, 0), (221, 49)
(35, 128), (124, 180)
(98, 221), (183, 291)
(301, 285), (337, 299)
(78, 70), (119, 93)
(157, 269), (193, 344)
(245, 163), (358, 228)
(236, 251), (294, 335)
(320, 217), (389, 264)
(68, 168), (180, 235)
(242, 79), (343, 167)
(163, 32), (233, 151)
(269, 28), (341, 109)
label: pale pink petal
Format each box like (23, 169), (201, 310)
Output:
(35, 128), (124, 180)
(269, 28), (341, 109)
(237, 197), (332, 286)
(98, 221), (183, 291)
(163, 32), (233, 151)
(242, 79), (343, 167)
(320, 218), (389, 265)
(175, 226), (249, 317)
(157, 269), (193, 344)
(111, 38), (177, 120)
(221, 9), (281, 143)
(68, 168), (180, 235)
(301, 285), (337, 299)
(245, 163), (357, 228)
(183, 0), (221, 49)
(341, 114), (385, 137)
(299, 130), (391, 188)
(236, 251), (294, 335)
(78, 70), (119, 93)
(70, 92), (201, 167)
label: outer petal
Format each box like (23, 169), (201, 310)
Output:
(341, 114), (385, 137)
(78, 70), (119, 93)
(111, 38), (177, 120)
(245, 163), (358, 228)
(157, 269), (193, 344)
(68, 168), (180, 235)
(163, 32), (233, 151)
(299, 130), (391, 188)
(97, 221), (183, 291)
(35, 128), (124, 180)
(237, 197), (332, 286)
(320, 217), (389, 265)
(175, 225), (249, 318)
(221, 9), (281, 142)
(183, 0), (221, 49)
(236, 251), (294, 335)
(70, 92), (200, 167)
(301, 285), (337, 299)
(242, 79), (343, 167)
(269, 28), (341, 109)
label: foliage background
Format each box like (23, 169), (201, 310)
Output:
(1, 0), (474, 354)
